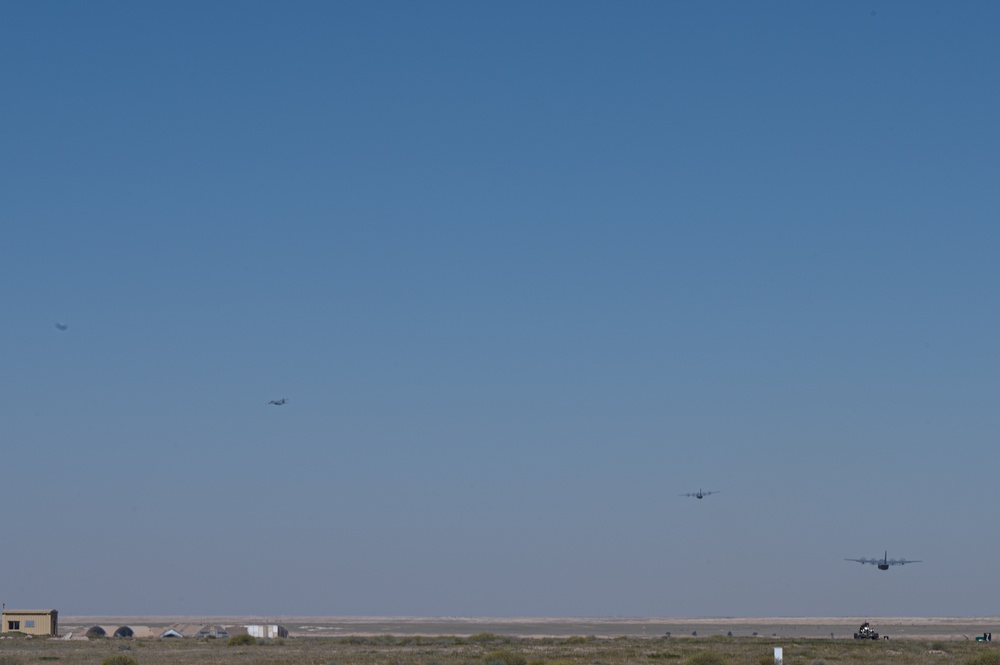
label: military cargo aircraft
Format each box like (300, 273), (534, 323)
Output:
(845, 550), (921, 570)
(681, 488), (719, 500)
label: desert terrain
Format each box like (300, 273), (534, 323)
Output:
(4, 615), (998, 665)
(58, 615), (1000, 640)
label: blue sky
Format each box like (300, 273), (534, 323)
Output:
(2, 1), (999, 617)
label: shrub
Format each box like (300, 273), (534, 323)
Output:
(685, 652), (728, 665)
(227, 634), (257, 646)
(469, 633), (502, 644)
(485, 649), (527, 665)
(100, 656), (138, 665)
(967, 653), (1000, 665)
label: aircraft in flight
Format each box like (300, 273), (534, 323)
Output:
(268, 398), (288, 406)
(54, 322), (69, 331)
(845, 551), (921, 570)
(681, 489), (719, 500)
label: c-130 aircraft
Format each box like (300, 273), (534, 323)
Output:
(680, 488), (719, 500)
(845, 550), (921, 570)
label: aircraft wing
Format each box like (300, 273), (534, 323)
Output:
(845, 557), (921, 566)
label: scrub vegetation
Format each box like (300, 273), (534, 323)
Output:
(99, 656), (138, 665)
(0, 634), (996, 665)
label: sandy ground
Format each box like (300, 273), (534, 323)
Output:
(57, 616), (1000, 640)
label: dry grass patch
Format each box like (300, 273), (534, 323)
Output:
(0, 634), (996, 665)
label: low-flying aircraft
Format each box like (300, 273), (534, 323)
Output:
(681, 489), (719, 500)
(55, 322), (69, 331)
(268, 398), (288, 406)
(845, 550), (921, 570)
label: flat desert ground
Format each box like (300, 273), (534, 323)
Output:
(58, 616), (1000, 640)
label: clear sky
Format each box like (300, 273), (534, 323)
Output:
(3, 1), (999, 618)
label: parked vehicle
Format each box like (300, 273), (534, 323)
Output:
(854, 622), (883, 640)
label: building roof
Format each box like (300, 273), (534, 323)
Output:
(195, 625), (230, 638)
(1, 609), (57, 615)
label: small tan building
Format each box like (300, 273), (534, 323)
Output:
(2, 609), (58, 636)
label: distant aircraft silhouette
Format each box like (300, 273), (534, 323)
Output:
(268, 398), (288, 406)
(681, 488), (719, 500)
(54, 322), (69, 331)
(845, 550), (921, 570)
